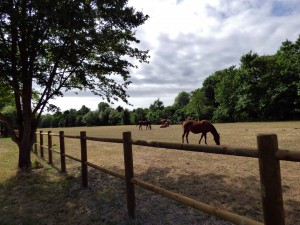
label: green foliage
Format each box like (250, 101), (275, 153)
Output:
(149, 98), (164, 111)
(99, 108), (111, 125)
(202, 72), (222, 109)
(0, 86), (14, 109)
(77, 106), (91, 116)
(131, 108), (147, 124)
(212, 36), (300, 122)
(40, 114), (53, 128)
(37, 35), (300, 128)
(98, 102), (110, 112)
(186, 88), (214, 120)
(83, 111), (100, 126)
(0, 0), (149, 168)
(108, 110), (122, 125)
(121, 109), (131, 125)
(213, 66), (239, 122)
(173, 91), (190, 109)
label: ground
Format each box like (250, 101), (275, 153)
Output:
(0, 121), (299, 224)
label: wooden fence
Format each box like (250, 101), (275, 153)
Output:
(34, 130), (300, 225)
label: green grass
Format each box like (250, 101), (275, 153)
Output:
(0, 138), (19, 183)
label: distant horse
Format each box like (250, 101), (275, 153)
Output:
(160, 122), (169, 128)
(160, 118), (172, 127)
(137, 121), (152, 130)
(182, 120), (220, 145)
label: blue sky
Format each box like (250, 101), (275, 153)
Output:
(50, 0), (300, 111)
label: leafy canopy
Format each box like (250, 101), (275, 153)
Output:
(0, 0), (149, 118)
(0, 0), (149, 167)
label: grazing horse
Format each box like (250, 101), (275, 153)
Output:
(160, 118), (172, 127)
(182, 120), (220, 145)
(137, 121), (152, 130)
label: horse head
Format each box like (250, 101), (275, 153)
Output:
(214, 133), (220, 145)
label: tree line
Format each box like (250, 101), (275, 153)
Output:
(36, 35), (300, 128)
(187, 35), (300, 122)
(1, 35), (299, 132)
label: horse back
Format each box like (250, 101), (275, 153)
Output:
(183, 120), (211, 133)
(183, 120), (208, 126)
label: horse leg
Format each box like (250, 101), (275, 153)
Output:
(204, 133), (207, 144)
(182, 132), (185, 143)
(186, 131), (190, 144)
(182, 131), (189, 143)
(199, 133), (204, 144)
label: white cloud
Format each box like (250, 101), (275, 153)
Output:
(50, 0), (300, 111)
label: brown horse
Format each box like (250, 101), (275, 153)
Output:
(160, 118), (172, 127)
(137, 121), (152, 130)
(160, 121), (169, 128)
(182, 120), (220, 145)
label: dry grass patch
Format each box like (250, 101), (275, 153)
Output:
(1, 121), (299, 225)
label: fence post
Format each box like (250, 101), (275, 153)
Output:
(48, 131), (53, 164)
(80, 131), (88, 188)
(123, 131), (136, 218)
(257, 134), (285, 225)
(59, 131), (66, 173)
(40, 130), (44, 158)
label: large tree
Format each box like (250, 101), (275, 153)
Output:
(186, 88), (213, 120)
(0, 0), (149, 169)
(173, 91), (190, 109)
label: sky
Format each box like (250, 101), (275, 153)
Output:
(49, 0), (300, 112)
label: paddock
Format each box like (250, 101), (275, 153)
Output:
(34, 122), (300, 225)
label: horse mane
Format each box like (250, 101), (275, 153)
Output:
(208, 122), (219, 136)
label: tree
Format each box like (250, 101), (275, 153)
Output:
(173, 91), (190, 109)
(40, 114), (53, 128)
(271, 37), (300, 120)
(50, 111), (62, 128)
(173, 108), (187, 123)
(99, 108), (111, 125)
(213, 66), (239, 122)
(76, 115), (85, 127)
(202, 71), (222, 109)
(68, 109), (77, 127)
(108, 109), (121, 125)
(186, 88), (214, 120)
(0, 0), (149, 169)
(98, 102), (110, 112)
(121, 109), (131, 125)
(131, 108), (147, 124)
(115, 105), (124, 113)
(83, 110), (100, 126)
(149, 98), (164, 111)
(0, 85), (15, 136)
(77, 105), (91, 116)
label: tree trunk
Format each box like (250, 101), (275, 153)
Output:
(18, 140), (32, 170)
(17, 118), (37, 170)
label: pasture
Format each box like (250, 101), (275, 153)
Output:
(1, 121), (299, 225)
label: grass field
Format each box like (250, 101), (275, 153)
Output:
(0, 121), (299, 225)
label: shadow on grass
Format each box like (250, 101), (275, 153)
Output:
(0, 163), (299, 225)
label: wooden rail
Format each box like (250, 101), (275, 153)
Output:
(34, 130), (300, 225)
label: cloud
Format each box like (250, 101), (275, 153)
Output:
(51, 0), (300, 111)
